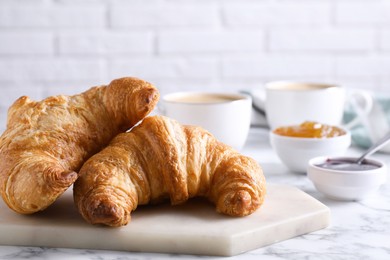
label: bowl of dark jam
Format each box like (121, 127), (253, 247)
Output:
(307, 156), (387, 201)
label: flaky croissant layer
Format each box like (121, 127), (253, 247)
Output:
(74, 115), (266, 227)
(0, 77), (159, 214)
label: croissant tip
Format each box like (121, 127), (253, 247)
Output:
(55, 170), (78, 187)
(144, 87), (159, 104)
(219, 190), (257, 217)
(44, 168), (78, 189)
(136, 87), (159, 114)
(63, 171), (78, 181)
(87, 200), (128, 227)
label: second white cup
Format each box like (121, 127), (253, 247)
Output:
(161, 92), (252, 150)
(265, 82), (346, 130)
(252, 81), (372, 130)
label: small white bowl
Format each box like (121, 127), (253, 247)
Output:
(307, 156), (387, 201)
(270, 130), (351, 173)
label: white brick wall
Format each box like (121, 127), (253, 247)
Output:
(1, 0), (390, 132)
(335, 2), (390, 25)
(111, 3), (218, 28)
(58, 32), (154, 55)
(0, 32), (54, 55)
(222, 55), (334, 78)
(380, 30), (390, 50)
(223, 2), (331, 26)
(269, 29), (376, 51)
(159, 31), (265, 53)
(0, 3), (106, 28)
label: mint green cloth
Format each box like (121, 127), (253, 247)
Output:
(343, 95), (390, 148)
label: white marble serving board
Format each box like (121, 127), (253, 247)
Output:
(0, 184), (330, 256)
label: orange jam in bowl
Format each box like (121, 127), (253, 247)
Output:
(273, 121), (346, 138)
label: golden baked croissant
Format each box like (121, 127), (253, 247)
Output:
(0, 77), (159, 214)
(74, 115), (266, 227)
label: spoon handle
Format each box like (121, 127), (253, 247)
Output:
(356, 131), (390, 164)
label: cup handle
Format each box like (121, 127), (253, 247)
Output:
(343, 90), (373, 130)
(240, 90), (266, 116)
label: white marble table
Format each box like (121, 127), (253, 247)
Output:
(0, 127), (389, 260)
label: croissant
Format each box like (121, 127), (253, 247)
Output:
(0, 77), (159, 214)
(74, 115), (266, 227)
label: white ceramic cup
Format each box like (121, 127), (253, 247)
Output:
(252, 81), (372, 130)
(265, 82), (346, 130)
(161, 92), (252, 150)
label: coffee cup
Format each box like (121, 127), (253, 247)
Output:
(251, 81), (372, 130)
(265, 81), (345, 130)
(160, 92), (252, 150)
